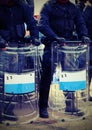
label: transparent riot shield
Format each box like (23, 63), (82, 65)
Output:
(49, 41), (89, 121)
(0, 43), (40, 124)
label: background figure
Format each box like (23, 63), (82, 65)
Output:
(83, 0), (92, 100)
(76, 0), (88, 12)
(72, 0), (88, 40)
(22, 0), (34, 15)
(38, 0), (90, 118)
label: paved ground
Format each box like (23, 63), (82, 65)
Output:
(0, 96), (92, 130)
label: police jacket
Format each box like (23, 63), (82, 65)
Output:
(83, 6), (92, 40)
(38, 0), (88, 42)
(0, 1), (38, 42)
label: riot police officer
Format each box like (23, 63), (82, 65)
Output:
(38, 0), (90, 118)
(0, 0), (40, 123)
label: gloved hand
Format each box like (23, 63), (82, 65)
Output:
(54, 36), (66, 45)
(82, 36), (91, 43)
(32, 38), (40, 46)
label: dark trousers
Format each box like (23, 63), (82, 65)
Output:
(39, 47), (76, 109)
(39, 48), (52, 108)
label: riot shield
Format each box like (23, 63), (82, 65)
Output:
(49, 41), (89, 121)
(0, 44), (40, 124)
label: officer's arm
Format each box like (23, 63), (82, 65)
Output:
(38, 3), (58, 40)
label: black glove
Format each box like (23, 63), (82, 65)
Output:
(82, 36), (91, 43)
(32, 38), (40, 46)
(54, 36), (66, 45)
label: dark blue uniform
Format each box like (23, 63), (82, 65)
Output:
(0, 1), (38, 42)
(39, 0), (88, 43)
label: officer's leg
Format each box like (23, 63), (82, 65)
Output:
(39, 50), (51, 118)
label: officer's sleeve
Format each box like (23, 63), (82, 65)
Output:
(74, 7), (89, 38)
(83, 6), (91, 22)
(38, 3), (57, 40)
